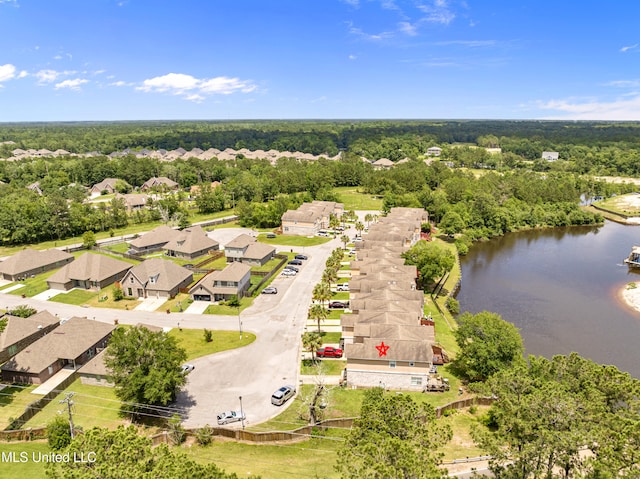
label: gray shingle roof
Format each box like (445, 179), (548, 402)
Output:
(0, 249), (73, 276)
(47, 253), (131, 285)
(125, 258), (193, 292)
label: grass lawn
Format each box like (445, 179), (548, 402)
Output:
(203, 295), (253, 315)
(0, 442), (51, 479)
(326, 309), (345, 320)
(83, 284), (141, 310)
(594, 193), (640, 216)
(103, 242), (130, 254)
(23, 379), (124, 430)
(182, 432), (343, 479)
(333, 186), (383, 211)
(331, 292), (349, 301)
(168, 329), (256, 361)
(320, 331), (341, 344)
(301, 359), (346, 376)
(439, 407), (489, 461)
(163, 293), (193, 313)
(0, 384), (38, 429)
(251, 257), (283, 273)
(256, 234), (331, 247)
(49, 288), (98, 305)
(7, 269), (58, 298)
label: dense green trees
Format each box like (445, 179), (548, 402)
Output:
(475, 353), (640, 479)
(452, 311), (525, 382)
(401, 241), (455, 290)
(104, 326), (187, 417)
(335, 388), (451, 479)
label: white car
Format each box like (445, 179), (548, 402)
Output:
(217, 410), (246, 425)
(180, 364), (195, 374)
(281, 269), (296, 276)
(336, 283), (349, 292)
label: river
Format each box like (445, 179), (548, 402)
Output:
(456, 220), (640, 377)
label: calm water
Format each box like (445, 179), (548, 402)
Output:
(456, 221), (640, 377)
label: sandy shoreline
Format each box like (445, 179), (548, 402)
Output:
(620, 284), (640, 314)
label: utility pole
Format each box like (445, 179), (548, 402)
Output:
(60, 392), (75, 439)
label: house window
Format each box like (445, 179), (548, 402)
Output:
(389, 361), (396, 368)
(411, 377), (422, 386)
(130, 277), (134, 283)
(127, 288), (132, 296)
(284, 227), (289, 231)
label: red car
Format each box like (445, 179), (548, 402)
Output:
(316, 347), (343, 358)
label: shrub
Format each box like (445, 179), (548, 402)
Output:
(446, 297), (460, 315)
(227, 295), (240, 307)
(195, 424), (214, 446)
(112, 287), (124, 301)
(203, 329), (213, 343)
(47, 416), (71, 451)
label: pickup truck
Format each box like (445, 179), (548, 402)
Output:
(316, 346), (343, 358)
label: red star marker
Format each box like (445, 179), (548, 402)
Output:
(376, 341), (390, 357)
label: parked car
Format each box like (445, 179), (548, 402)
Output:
(329, 301), (348, 309)
(266, 232), (277, 238)
(336, 283), (349, 292)
(180, 363), (195, 374)
(271, 385), (296, 406)
(317, 230), (330, 237)
(294, 254), (308, 260)
(288, 259), (303, 265)
(316, 347), (343, 358)
(284, 265), (299, 272)
(262, 286), (278, 294)
(281, 269), (297, 276)
(216, 410), (246, 426)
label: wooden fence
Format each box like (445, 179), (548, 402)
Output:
(247, 254), (288, 296)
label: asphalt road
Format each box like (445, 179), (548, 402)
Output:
(0, 230), (343, 428)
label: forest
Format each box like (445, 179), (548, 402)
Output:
(0, 119), (638, 246)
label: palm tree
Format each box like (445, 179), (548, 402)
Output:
(341, 234), (350, 250)
(312, 282), (332, 308)
(364, 213), (373, 228)
(309, 304), (329, 334)
(302, 331), (323, 362)
(322, 267), (338, 286)
(355, 221), (365, 237)
(329, 214), (340, 237)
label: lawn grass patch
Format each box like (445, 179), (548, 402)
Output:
(331, 292), (349, 301)
(0, 384), (38, 429)
(0, 442), (51, 479)
(23, 379), (124, 430)
(203, 295), (253, 315)
(163, 293), (193, 313)
(251, 257), (283, 273)
(300, 359), (346, 376)
(439, 407), (489, 461)
(168, 329), (256, 361)
(256, 234), (331, 247)
(7, 269), (58, 298)
(333, 186), (383, 211)
(320, 331), (342, 344)
(82, 284), (141, 310)
(49, 288), (98, 305)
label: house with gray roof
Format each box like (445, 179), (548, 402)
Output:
(0, 311), (60, 363)
(78, 349), (112, 387)
(141, 176), (178, 191)
(281, 200), (344, 236)
(114, 193), (149, 212)
(163, 225), (219, 260)
(0, 248), (74, 281)
(372, 158), (394, 169)
(46, 253), (132, 291)
(1, 316), (115, 384)
(128, 225), (180, 254)
(224, 234), (276, 266)
(121, 258), (193, 299)
(189, 261), (251, 302)
(90, 178), (128, 197)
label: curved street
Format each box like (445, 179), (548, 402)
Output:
(0, 231), (342, 428)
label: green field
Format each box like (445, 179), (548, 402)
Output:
(168, 328), (256, 361)
(257, 234), (331, 247)
(333, 186), (383, 211)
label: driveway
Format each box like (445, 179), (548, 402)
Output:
(32, 288), (63, 301)
(134, 297), (166, 312)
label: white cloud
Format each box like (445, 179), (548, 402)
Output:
(35, 69), (76, 84)
(621, 44), (638, 53)
(398, 21), (417, 36)
(348, 23), (394, 41)
(607, 80), (640, 88)
(54, 78), (88, 90)
(53, 55), (62, 60)
(417, 0), (456, 25)
(537, 95), (640, 120)
(0, 64), (16, 82)
(17, 70), (28, 78)
(138, 73), (256, 100)
(109, 80), (133, 87)
(349, 54), (357, 60)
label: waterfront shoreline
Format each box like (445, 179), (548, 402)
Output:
(620, 284), (640, 314)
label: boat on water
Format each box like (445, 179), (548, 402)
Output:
(624, 246), (640, 267)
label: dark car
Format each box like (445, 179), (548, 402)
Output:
(294, 254), (308, 260)
(288, 259), (303, 265)
(329, 301), (348, 309)
(262, 286), (278, 294)
(284, 265), (299, 272)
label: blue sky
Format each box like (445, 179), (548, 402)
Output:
(1, 0), (639, 121)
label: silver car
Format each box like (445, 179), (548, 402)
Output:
(271, 385), (296, 406)
(216, 410), (246, 425)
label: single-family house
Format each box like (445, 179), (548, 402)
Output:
(114, 193), (149, 212)
(120, 258), (193, 299)
(128, 225), (180, 254)
(0, 248), (74, 281)
(372, 158), (394, 169)
(281, 200), (344, 236)
(542, 151), (559, 161)
(46, 253), (132, 291)
(224, 234), (276, 266)
(163, 225), (219, 260)
(90, 178), (127, 197)
(426, 146), (442, 157)
(1, 317), (115, 384)
(78, 349), (112, 387)
(189, 262), (251, 301)
(0, 311), (60, 363)
(141, 176), (179, 191)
